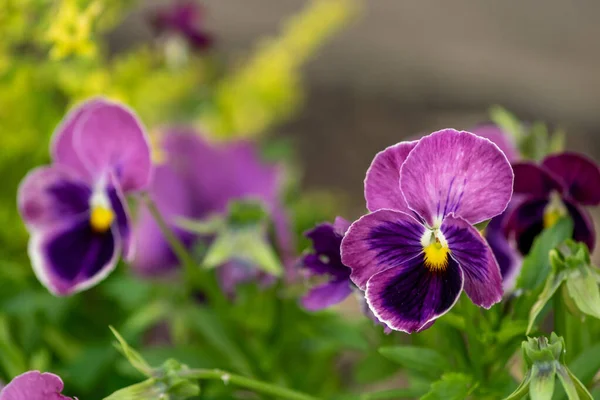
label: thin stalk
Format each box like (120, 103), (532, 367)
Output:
(181, 369), (319, 400)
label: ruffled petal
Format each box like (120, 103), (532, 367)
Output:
(341, 209), (425, 290)
(18, 166), (91, 230)
(565, 200), (596, 251)
(442, 215), (503, 308)
(512, 162), (562, 197)
(365, 254), (463, 333)
(302, 221), (350, 280)
(542, 152), (600, 206)
(28, 217), (120, 296)
(471, 124), (519, 162)
(401, 129), (513, 226)
(364, 141), (417, 212)
(54, 98), (152, 192)
(301, 279), (353, 311)
(0, 371), (73, 400)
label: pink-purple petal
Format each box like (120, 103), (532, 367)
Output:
(70, 99), (152, 192)
(471, 124), (519, 162)
(0, 371), (73, 400)
(485, 213), (520, 283)
(364, 141), (417, 212)
(301, 279), (353, 311)
(442, 215), (503, 308)
(29, 217), (121, 296)
(400, 129), (513, 226)
(542, 152), (600, 206)
(18, 166), (91, 230)
(341, 209), (424, 290)
(365, 254), (464, 333)
(512, 162), (562, 197)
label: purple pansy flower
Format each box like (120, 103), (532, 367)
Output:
(0, 371), (74, 400)
(301, 217), (353, 311)
(471, 124), (521, 283)
(341, 129), (514, 333)
(132, 128), (292, 292)
(17, 98), (152, 296)
(152, 1), (212, 50)
(505, 152), (600, 255)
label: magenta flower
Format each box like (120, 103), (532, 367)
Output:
(341, 129), (514, 333)
(0, 371), (74, 400)
(132, 128), (292, 292)
(301, 217), (352, 311)
(505, 152), (600, 255)
(17, 98), (152, 295)
(152, 1), (212, 50)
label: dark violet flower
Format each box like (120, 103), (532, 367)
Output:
(505, 152), (600, 255)
(152, 1), (212, 50)
(17, 98), (152, 296)
(0, 371), (74, 400)
(341, 129), (514, 333)
(301, 217), (352, 311)
(132, 128), (292, 293)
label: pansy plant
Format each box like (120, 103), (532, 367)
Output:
(341, 129), (514, 333)
(18, 98), (152, 295)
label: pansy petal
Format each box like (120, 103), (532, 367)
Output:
(29, 217), (120, 296)
(565, 200), (596, 251)
(341, 209), (425, 290)
(542, 152), (600, 206)
(442, 215), (503, 308)
(401, 129), (513, 226)
(302, 279), (353, 311)
(365, 255), (463, 333)
(504, 198), (548, 255)
(18, 166), (91, 230)
(365, 141), (418, 212)
(485, 214), (520, 283)
(0, 371), (73, 400)
(108, 184), (133, 261)
(512, 162), (562, 197)
(71, 99), (152, 192)
(471, 124), (519, 162)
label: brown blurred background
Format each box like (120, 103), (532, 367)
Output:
(116, 0), (600, 216)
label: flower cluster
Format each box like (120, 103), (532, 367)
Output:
(341, 129), (514, 333)
(17, 98), (152, 295)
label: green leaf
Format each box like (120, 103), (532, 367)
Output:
(567, 343), (600, 385)
(109, 326), (153, 377)
(564, 268), (600, 320)
(0, 314), (28, 377)
(530, 362), (556, 400)
(420, 373), (475, 400)
(176, 215), (224, 235)
(361, 387), (426, 400)
(488, 105), (523, 143)
(548, 128), (566, 154)
(103, 378), (164, 400)
(502, 370), (531, 400)
(203, 228), (283, 276)
(474, 219), (491, 232)
(556, 365), (593, 400)
(527, 268), (566, 334)
(517, 218), (574, 290)
(379, 346), (450, 379)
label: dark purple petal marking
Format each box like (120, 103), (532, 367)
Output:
(341, 209), (424, 290)
(364, 141), (417, 213)
(365, 254), (463, 333)
(512, 162), (562, 197)
(18, 166), (91, 230)
(0, 371), (73, 400)
(485, 213), (519, 281)
(505, 198), (548, 255)
(542, 152), (600, 206)
(565, 200), (596, 251)
(107, 185), (133, 260)
(401, 129), (513, 226)
(442, 215), (503, 308)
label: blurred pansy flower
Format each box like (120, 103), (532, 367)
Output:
(132, 128), (292, 293)
(151, 1), (212, 50)
(301, 217), (352, 311)
(0, 371), (74, 400)
(18, 98), (152, 295)
(506, 152), (600, 255)
(341, 129), (514, 333)
(471, 124), (521, 285)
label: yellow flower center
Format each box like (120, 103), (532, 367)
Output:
(90, 206), (115, 233)
(543, 210), (562, 229)
(543, 192), (567, 229)
(423, 240), (450, 271)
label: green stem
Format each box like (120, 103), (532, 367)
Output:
(553, 291), (577, 363)
(181, 369), (319, 400)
